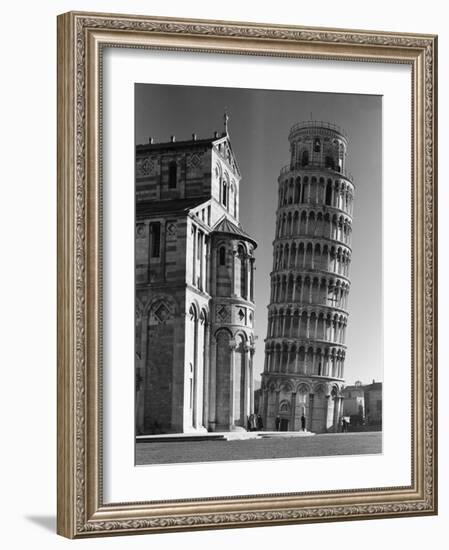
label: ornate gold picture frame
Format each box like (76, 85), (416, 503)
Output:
(57, 11), (437, 538)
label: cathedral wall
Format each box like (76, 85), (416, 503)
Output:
(136, 133), (256, 435)
(136, 145), (213, 202)
(183, 288), (210, 431)
(144, 311), (175, 432)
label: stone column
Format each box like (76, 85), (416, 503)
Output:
(325, 394), (331, 432)
(192, 315), (199, 429)
(338, 396), (344, 428)
(249, 346), (255, 413)
(290, 392), (297, 431)
(203, 236), (209, 292)
(243, 343), (251, 423)
(263, 388), (269, 429)
(202, 320), (211, 429)
(333, 395), (340, 432)
(208, 336), (217, 430)
(192, 224), (197, 286)
(245, 257), (250, 300)
(274, 389), (281, 429)
(206, 240), (212, 295)
(198, 231), (204, 290)
(250, 258), (255, 302)
(306, 393), (315, 432)
(212, 243), (217, 297)
(136, 311), (148, 434)
(229, 339), (237, 428)
(231, 249), (237, 296)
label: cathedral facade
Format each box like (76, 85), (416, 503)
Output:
(260, 121), (354, 433)
(135, 119), (257, 435)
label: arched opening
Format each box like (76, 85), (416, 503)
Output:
(219, 246), (226, 266)
(278, 400), (291, 431)
(145, 298), (175, 434)
(285, 309), (292, 337)
(235, 245), (247, 298)
(293, 211), (299, 235)
(281, 343), (289, 374)
(188, 304), (199, 427)
(283, 244), (289, 269)
(325, 181), (332, 206)
(303, 177), (309, 203)
(294, 177), (301, 203)
(300, 211), (307, 233)
(222, 181), (228, 207)
(301, 149), (309, 167)
(298, 346), (305, 373)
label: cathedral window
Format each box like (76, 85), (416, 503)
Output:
(150, 222), (161, 257)
(219, 246), (226, 266)
(168, 161), (177, 188)
(222, 181), (228, 207)
(236, 245), (247, 298)
(188, 363), (194, 409)
(232, 183), (237, 217)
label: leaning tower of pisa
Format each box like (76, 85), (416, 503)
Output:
(260, 121), (354, 434)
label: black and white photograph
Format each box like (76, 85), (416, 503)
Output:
(134, 83), (382, 465)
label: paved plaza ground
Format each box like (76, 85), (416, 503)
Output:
(136, 431), (382, 465)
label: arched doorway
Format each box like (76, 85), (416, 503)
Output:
(278, 400), (290, 431)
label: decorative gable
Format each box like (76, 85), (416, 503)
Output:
(213, 137), (241, 178)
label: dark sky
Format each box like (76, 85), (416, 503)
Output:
(135, 83), (382, 385)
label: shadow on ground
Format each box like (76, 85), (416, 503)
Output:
(25, 515), (56, 533)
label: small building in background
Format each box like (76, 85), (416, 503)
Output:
(342, 380), (382, 431)
(364, 380), (382, 428)
(342, 381), (365, 424)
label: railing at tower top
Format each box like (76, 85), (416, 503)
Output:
(279, 163), (353, 181)
(289, 120), (348, 139)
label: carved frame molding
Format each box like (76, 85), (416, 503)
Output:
(57, 11), (437, 538)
